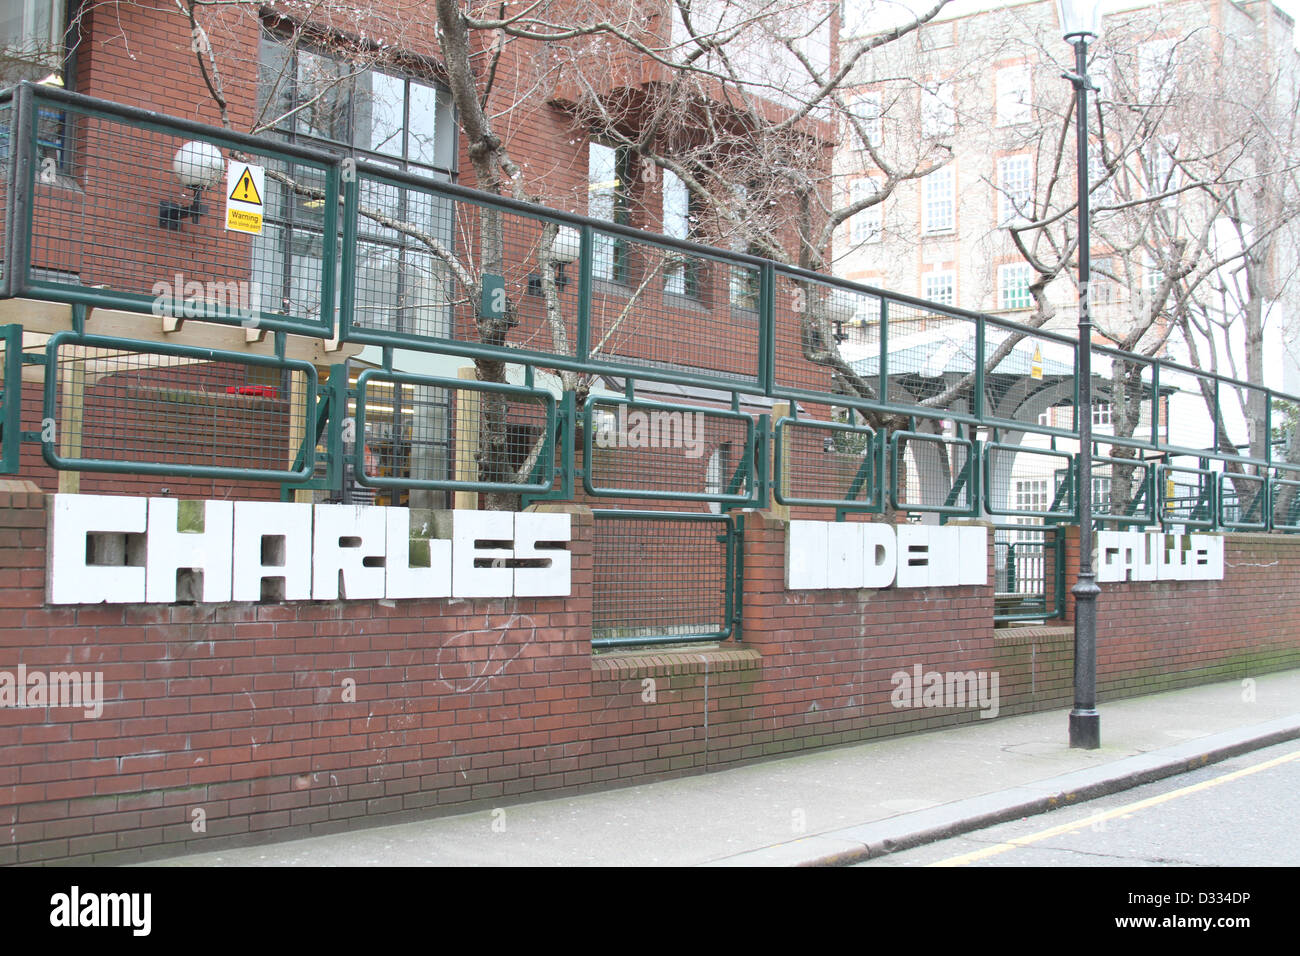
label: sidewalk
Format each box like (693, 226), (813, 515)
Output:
(156, 669), (1300, 867)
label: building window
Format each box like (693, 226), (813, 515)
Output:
(1144, 252), (1163, 300)
(1093, 475), (1113, 513)
(919, 23), (955, 51)
(726, 184), (761, 311)
(1088, 152), (1115, 209)
(1012, 479), (1049, 543)
(1015, 478), (1048, 512)
(0, 0), (67, 83)
(256, 32), (457, 334)
(998, 263), (1033, 310)
(662, 167), (700, 297)
(921, 81), (955, 138)
(921, 166), (954, 234)
(997, 154), (1033, 226)
(922, 271), (955, 307)
(996, 64), (1031, 126)
(1092, 400), (1113, 427)
(258, 34), (456, 178)
(589, 141), (634, 283)
(848, 92), (882, 149)
(1, 1), (72, 171)
(849, 177), (882, 244)
(1090, 256), (1115, 307)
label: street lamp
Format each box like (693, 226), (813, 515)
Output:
(1059, 0), (1102, 750)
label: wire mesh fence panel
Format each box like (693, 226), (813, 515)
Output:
(983, 319), (1076, 432)
(1218, 465), (1268, 530)
(586, 229), (761, 388)
(1159, 459), (1217, 529)
(992, 524), (1061, 622)
(348, 375), (453, 497)
(583, 397), (753, 504)
(773, 416), (879, 509)
(890, 430), (975, 515)
(993, 526), (1046, 595)
(1271, 465), (1300, 531)
(346, 168), (585, 364)
(1158, 364), (1220, 456)
(355, 369), (553, 494)
(877, 297), (980, 416)
(983, 443), (1074, 518)
(771, 270), (885, 403)
(20, 92), (338, 335)
(1217, 380), (1270, 461)
(1090, 348), (1159, 453)
(44, 333), (315, 480)
(1091, 454), (1155, 525)
(592, 512), (733, 647)
(0, 97), (10, 287)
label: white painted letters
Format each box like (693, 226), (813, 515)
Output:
(47, 494), (572, 604)
(1096, 531), (1224, 583)
(787, 521), (988, 590)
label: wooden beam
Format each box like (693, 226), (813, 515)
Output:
(0, 299), (361, 367)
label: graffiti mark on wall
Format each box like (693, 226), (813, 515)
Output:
(436, 611), (537, 693)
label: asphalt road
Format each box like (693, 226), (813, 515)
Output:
(859, 739), (1300, 867)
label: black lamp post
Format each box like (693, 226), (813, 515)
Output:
(1059, 0), (1103, 750)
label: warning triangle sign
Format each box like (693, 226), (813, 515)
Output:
(230, 167), (262, 206)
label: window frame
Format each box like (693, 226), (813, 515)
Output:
(257, 29), (457, 181)
(255, 30), (459, 336)
(995, 64), (1032, 126)
(997, 154), (1033, 227)
(849, 176), (883, 245)
(997, 262), (1034, 311)
(920, 81), (956, 139)
(847, 91), (882, 149)
(662, 166), (702, 299)
(589, 140), (635, 285)
(922, 270), (955, 307)
(921, 166), (955, 235)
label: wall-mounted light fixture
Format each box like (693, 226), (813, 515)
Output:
(159, 141), (224, 230)
(528, 225), (582, 295)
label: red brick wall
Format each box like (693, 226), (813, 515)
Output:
(3, 490), (1300, 864)
(1084, 528), (1300, 695)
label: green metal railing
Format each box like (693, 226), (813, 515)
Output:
(591, 509), (741, 648)
(0, 84), (1299, 530)
(40, 330), (317, 482)
(4, 84), (342, 336)
(772, 415), (883, 512)
(982, 444), (1075, 520)
(354, 368), (555, 495)
(993, 524), (1066, 624)
(582, 395), (757, 506)
(889, 430), (979, 516)
(0, 323), (19, 473)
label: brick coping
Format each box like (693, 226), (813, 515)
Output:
(591, 645), (762, 679)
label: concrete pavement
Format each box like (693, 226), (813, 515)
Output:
(154, 668), (1300, 867)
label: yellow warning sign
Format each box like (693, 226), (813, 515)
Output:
(1030, 342), (1044, 381)
(225, 161), (265, 236)
(230, 167), (262, 205)
(226, 208), (263, 234)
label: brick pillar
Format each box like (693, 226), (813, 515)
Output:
(1060, 523), (1080, 626)
(737, 510), (789, 648)
(0, 480), (48, 611)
